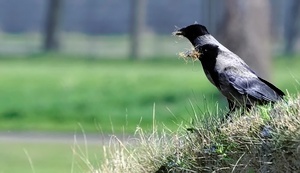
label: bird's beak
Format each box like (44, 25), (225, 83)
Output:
(172, 30), (184, 36)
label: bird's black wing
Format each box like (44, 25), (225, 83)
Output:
(258, 77), (285, 97)
(242, 63), (285, 98)
(223, 67), (282, 102)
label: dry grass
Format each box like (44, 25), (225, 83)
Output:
(92, 94), (300, 173)
(178, 48), (200, 63)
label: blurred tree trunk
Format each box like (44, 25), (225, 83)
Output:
(218, 0), (271, 79)
(130, 0), (146, 60)
(284, 0), (300, 55)
(44, 0), (63, 52)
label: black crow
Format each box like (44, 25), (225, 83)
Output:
(174, 24), (284, 116)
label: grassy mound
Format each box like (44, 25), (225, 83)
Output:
(94, 94), (300, 173)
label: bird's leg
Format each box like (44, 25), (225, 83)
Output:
(228, 99), (237, 111)
(221, 99), (236, 122)
(245, 104), (253, 112)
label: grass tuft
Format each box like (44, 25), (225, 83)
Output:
(93, 94), (300, 172)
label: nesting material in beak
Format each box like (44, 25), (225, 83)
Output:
(178, 48), (201, 62)
(174, 28), (200, 62)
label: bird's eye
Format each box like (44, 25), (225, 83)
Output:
(204, 49), (207, 52)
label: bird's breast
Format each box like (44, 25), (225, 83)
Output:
(203, 69), (215, 85)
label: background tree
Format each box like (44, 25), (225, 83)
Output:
(129, 0), (146, 60)
(218, 0), (271, 79)
(44, 0), (64, 52)
(284, 0), (300, 55)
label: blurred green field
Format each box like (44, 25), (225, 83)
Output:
(0, 54), (298, 133)
(0, 141), (101, 173)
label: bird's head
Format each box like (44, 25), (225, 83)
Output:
(173, 24), (209, 44)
